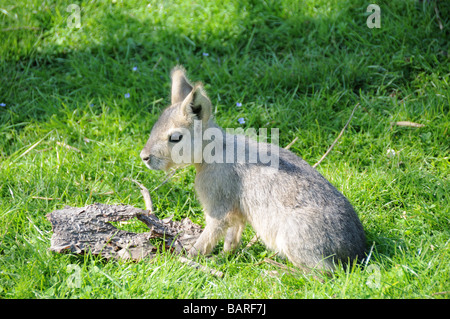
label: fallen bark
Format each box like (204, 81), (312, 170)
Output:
(47, 203), (202, 261)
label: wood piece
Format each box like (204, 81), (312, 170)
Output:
(390, 121), (425, 128)
(47, 203), (202, 261)
(32, 196), (60, 200)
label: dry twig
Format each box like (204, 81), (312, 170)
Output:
(263, 257), (330, 282)
(313, 103), (360, 168)
(434, 1), (444, 31)
(123, 178), (153, 213)
(284, 136), (298, 150)
(14, 130), (53, 161)
(32, 196), (60, 200)
(432, 291), (450, 296)
(244, 234), (260, 249)
(179, 257), (224, 278)
(151, 169), (178, 193)
(56, 141), (81, 153)
(1, 26), (40, 32)
(390, 121), (425, 129)
(253, 252), (278, 266)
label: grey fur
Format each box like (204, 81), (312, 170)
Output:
(140, 66), (366, 271)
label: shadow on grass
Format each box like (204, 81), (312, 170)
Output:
(2, 0), (446, 126)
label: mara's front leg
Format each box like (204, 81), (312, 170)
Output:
(188, 215), (228, 257)
(223, 217), (246, 253)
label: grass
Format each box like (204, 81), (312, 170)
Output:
(0, 0), (449, 299)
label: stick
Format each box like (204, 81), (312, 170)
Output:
(284, 136), (298, 150)
(178, 256), (224, 278)
(1, 26), (40, 32)
(152, 56), (163, 72)
(244, 234), (259, 249)
(253, 252), (278, 267)
(390, 121), (425, 128)
(263, 257), (297, 274)
(32, 196), (60, 200)
(34, 147), (54, 153)
(434, 2), (444, 31)
(313, 103), (360, 168)
(14, 130), (53, 161)
(263, 257), (330, 281)
(432, 291), (450, 296)
(56, 141), (81, 153)
(97, 191), (115, 196)
(151, 169), (178, 193)
(123, 178), (153, 213)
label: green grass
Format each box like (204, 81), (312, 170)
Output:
(0, 0), (449, 299)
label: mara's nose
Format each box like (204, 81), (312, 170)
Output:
(140, 149), (150, 162)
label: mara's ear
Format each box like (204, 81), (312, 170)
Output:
(181, 84), (212, 123)
(171, 66), (193, 105)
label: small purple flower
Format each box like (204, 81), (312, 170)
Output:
(89, 103), (94, 107)
(238, 117), (245, 124)
(236, 102), (242, 107)
(0, 103), (6, 107)
(202, 52), (209, 57)
(124, 93), (130, 99)
(132, 66), (138, 72)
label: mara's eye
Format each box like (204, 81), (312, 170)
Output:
(169, 132), (183, 143)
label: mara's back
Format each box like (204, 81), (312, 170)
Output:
(232, 136), (366, 270)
